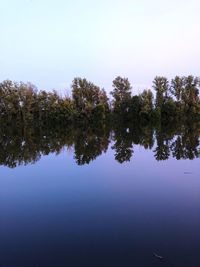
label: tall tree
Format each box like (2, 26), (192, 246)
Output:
(153, 76), (169, 109)
(138, 89), (154, 120)
(170, 76), (184, 102)
(71, 77), (109, 120)
(182, 75), (199, 114)
(110, 76), (132, 115)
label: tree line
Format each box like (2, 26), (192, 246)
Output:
(0, 75), (200, 125)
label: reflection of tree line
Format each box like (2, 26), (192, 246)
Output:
(154, 125), (200, 161)
(0, 123), (199, 168)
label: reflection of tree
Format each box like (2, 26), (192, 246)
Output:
(73, 127), (109, 165)
(138, 127), (154, 150)
(154, 123), (200, 161)
(112, 126), (133, 163)
(0, 127), (40, 168)
(170, 136), (185, 160)
(154, 131), (170, 160)
(170, 126), (200, 160)
(111, 124), (154, 163)
(154, 139), (170, 161)
(0, 122), (199, 168)
(112, 140), (133, 164)
(0, 126), (73, 168)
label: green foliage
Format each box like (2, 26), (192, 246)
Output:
(170, 76), (185, 102)
(110, 76), (132, 115)
(138, 89), (154, 121)
(129, 95), (141, 120)
(0, 75), (199, 126)
(182, 75), (199, 114)
(71, 77), (109, 121)
(153, 76), (169, 109)
(161, 98), (177, 122)
(0, 80), (74, 125)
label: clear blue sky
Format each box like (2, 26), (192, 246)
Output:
(0, 0), (200, 94)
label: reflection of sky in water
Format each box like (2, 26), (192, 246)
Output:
(0, 144), (200, 266)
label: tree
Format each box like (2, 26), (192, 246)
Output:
(0, 80), (37, 123)
(182, 76), (199, 114)
(110, 76), (132, 115)
(153, 76), (169, 109)
(71, 78), (109, 120)
(18, 82), (37, 123)
(161, 98), (177, 122)
(138, 89), (154, 120)
(170, 76), (184, 102)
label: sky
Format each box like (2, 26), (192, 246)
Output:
(0, 0), (200, 94)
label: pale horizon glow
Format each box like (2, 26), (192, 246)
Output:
(0, 0), (200, 94)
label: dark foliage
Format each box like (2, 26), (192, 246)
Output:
(0, 76), (200, 126)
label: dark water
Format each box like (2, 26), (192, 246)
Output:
(0, 123), (200, 267)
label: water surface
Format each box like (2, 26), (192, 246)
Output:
(0, 124), (200, 267)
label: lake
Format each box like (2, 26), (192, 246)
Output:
(0, 123), (200, 267)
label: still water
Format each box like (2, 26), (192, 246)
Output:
(0, 124), (200, 267)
